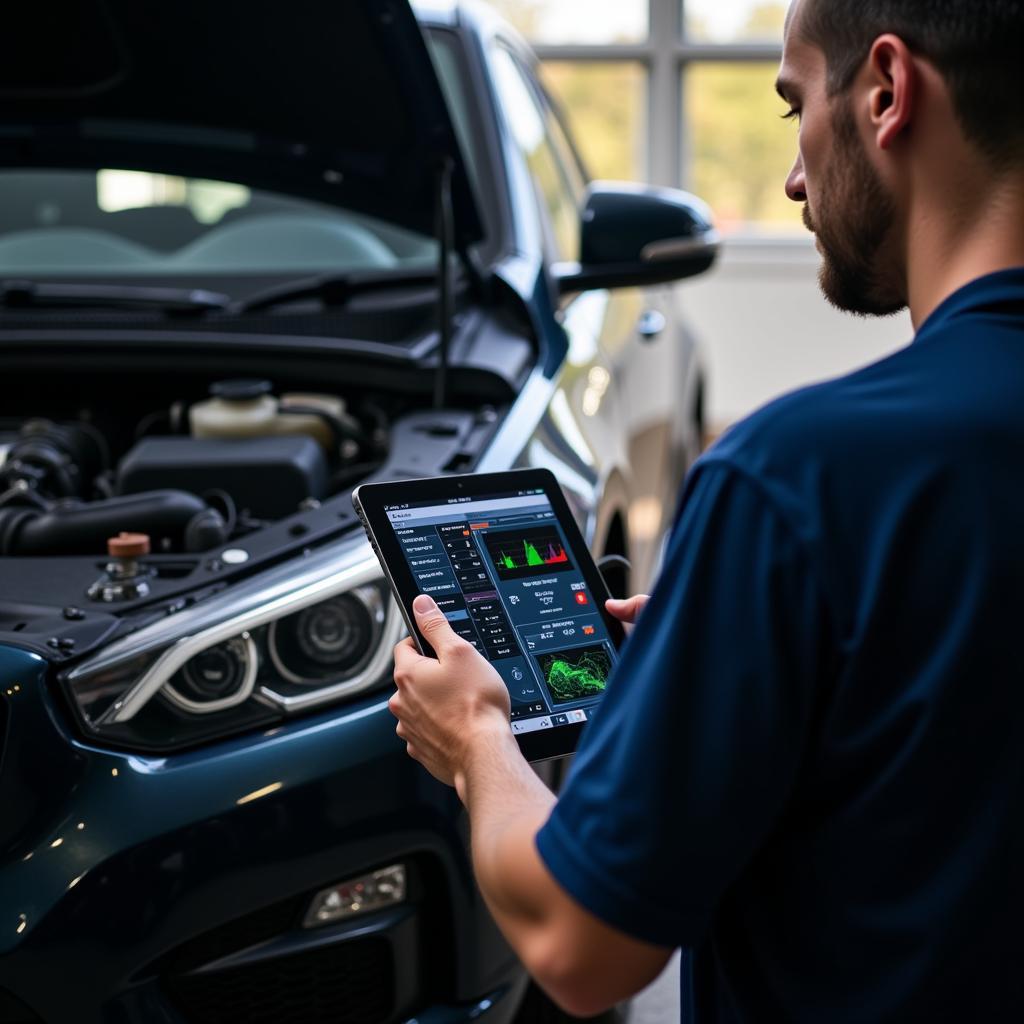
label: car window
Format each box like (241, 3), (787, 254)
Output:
(0, 170), (437, 283)
(531, 82), (588, 204)
(490, 45), (581, 262)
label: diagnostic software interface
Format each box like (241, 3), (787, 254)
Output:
(385, 487), (618, 735)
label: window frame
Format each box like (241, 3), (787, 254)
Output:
(528, 0), (783, 222)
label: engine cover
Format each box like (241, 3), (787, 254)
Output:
(118, 436), (328, 520)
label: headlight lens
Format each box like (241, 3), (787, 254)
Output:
(269, 588), (384, 684)
(61, 541), (402, 752)
(165, 634), (258, 712)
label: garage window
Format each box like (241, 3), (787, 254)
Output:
(489, 0), (795, 236)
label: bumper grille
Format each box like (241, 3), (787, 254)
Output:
(165, 936), (394, 1024)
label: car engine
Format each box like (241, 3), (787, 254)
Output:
(0, 378), (388, 558)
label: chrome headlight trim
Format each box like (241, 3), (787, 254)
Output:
(162, 632), (259, 714)
(65, 534), (392, 725)
(266, 585), (386, 687)
(259, 599), (404, 713)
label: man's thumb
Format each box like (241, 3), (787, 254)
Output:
(605, 594), (649, 624)
(412, 594), (458, 652)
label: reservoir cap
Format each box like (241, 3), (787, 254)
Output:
(108, 532), (151, 558)
(210, 379), (273, 402)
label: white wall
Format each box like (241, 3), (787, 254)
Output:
(679, 237), (914, 433)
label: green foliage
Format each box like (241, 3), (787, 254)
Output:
(687, 62), (804, 231)
(541, 63), (645, 182)
(487, 1), (802, 231)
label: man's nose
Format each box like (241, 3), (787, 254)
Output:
(785, 153), (807, 203)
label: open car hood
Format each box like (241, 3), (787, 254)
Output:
(0, 0), (482, 245)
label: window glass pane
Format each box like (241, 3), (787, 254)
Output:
(97, 171), (249, 224)
(488, 0), (647, 44)
(0, 170), (436, 280)
(683, 0), (786, 43)
(540, 63), (646, 181)
(685, 62), (804, 234)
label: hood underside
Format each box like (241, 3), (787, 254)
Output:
(0, 0), (482, 244)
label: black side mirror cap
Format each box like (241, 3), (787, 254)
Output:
(553, 181), (720, 295)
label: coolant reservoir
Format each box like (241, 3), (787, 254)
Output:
(277, 393), (349, 453)
(190, 380), (348, 455)
(190, 380), (278, 439)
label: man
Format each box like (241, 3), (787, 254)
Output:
(389, 0), (1024, 1019)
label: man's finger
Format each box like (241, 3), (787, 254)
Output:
(412, 594), (461, 655)
(393, 637), (425, 683)
(605, 594), (650, 624)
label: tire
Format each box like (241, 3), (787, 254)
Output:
(512, 981), (627, 1024)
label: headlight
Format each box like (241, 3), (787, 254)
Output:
(269, 588), (384, 685)
(165, 634), (258, 712)
(62, 537), (403, 752)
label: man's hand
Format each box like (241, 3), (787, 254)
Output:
(605, 594), (650, 626)
(390, 594), (512, 799)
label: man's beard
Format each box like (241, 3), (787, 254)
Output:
(804, 101), (906, 317)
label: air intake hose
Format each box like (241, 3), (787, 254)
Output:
(0, 490), (228, 556)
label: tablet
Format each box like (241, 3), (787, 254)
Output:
(353, 469), (624, 761)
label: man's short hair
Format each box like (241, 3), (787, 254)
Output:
(799, 0), (1024, 167)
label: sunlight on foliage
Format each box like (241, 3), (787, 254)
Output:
(540, 63), (646, 181)
(687, 62), (804, 233)
(485, 1), (799, 231)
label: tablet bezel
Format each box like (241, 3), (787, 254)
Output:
(353, 468), (625, 762)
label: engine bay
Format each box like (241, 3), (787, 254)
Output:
(0, 362), (507, 658)
(0, 379), (391, 558)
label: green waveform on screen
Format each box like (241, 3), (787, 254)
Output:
(500, 539), (568, 570)
(542, 648), (610, 703)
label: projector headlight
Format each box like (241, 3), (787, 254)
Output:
(62, 537), (403, 752)
(269, 589), (384, 685)
(166, 634), (258, 712)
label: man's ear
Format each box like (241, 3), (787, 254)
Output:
(865, 33), (917, 151)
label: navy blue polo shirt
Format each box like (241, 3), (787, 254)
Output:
(536, 269), (1024, 1021)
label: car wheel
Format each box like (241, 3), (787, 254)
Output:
(513, 981), (627, 1024)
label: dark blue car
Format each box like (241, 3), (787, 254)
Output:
(0, 2), (717, 1020)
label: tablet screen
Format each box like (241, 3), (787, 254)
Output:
(383, 484), (618, 737)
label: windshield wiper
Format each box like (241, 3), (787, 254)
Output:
(0, 280), (231, 315)
(233, 268), (449, 315)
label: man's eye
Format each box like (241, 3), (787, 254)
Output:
(780, 108), (801, 123)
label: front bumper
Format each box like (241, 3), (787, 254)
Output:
(0, 645), (525, 1024)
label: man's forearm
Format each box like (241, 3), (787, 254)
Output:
(457, 723), (560, 948)
(393, 599), (672, 1016)
(456, 725), (671, 1017)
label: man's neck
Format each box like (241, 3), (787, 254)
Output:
(905, 169), (1024, 330)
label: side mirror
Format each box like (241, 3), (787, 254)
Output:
(553, 181), (720, 295)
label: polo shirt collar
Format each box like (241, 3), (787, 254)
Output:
(916, 266), (1024, 342)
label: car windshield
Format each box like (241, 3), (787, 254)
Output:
(0, 170), (439, 284)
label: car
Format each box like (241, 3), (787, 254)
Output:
(0, 1), (717, 1021)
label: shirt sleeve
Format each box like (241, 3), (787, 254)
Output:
(535, 461), (832, 949)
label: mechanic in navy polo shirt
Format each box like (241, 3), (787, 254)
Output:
(389, 1), (1024, 1019)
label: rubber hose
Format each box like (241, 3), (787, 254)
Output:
(0, 490), (228, 556)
